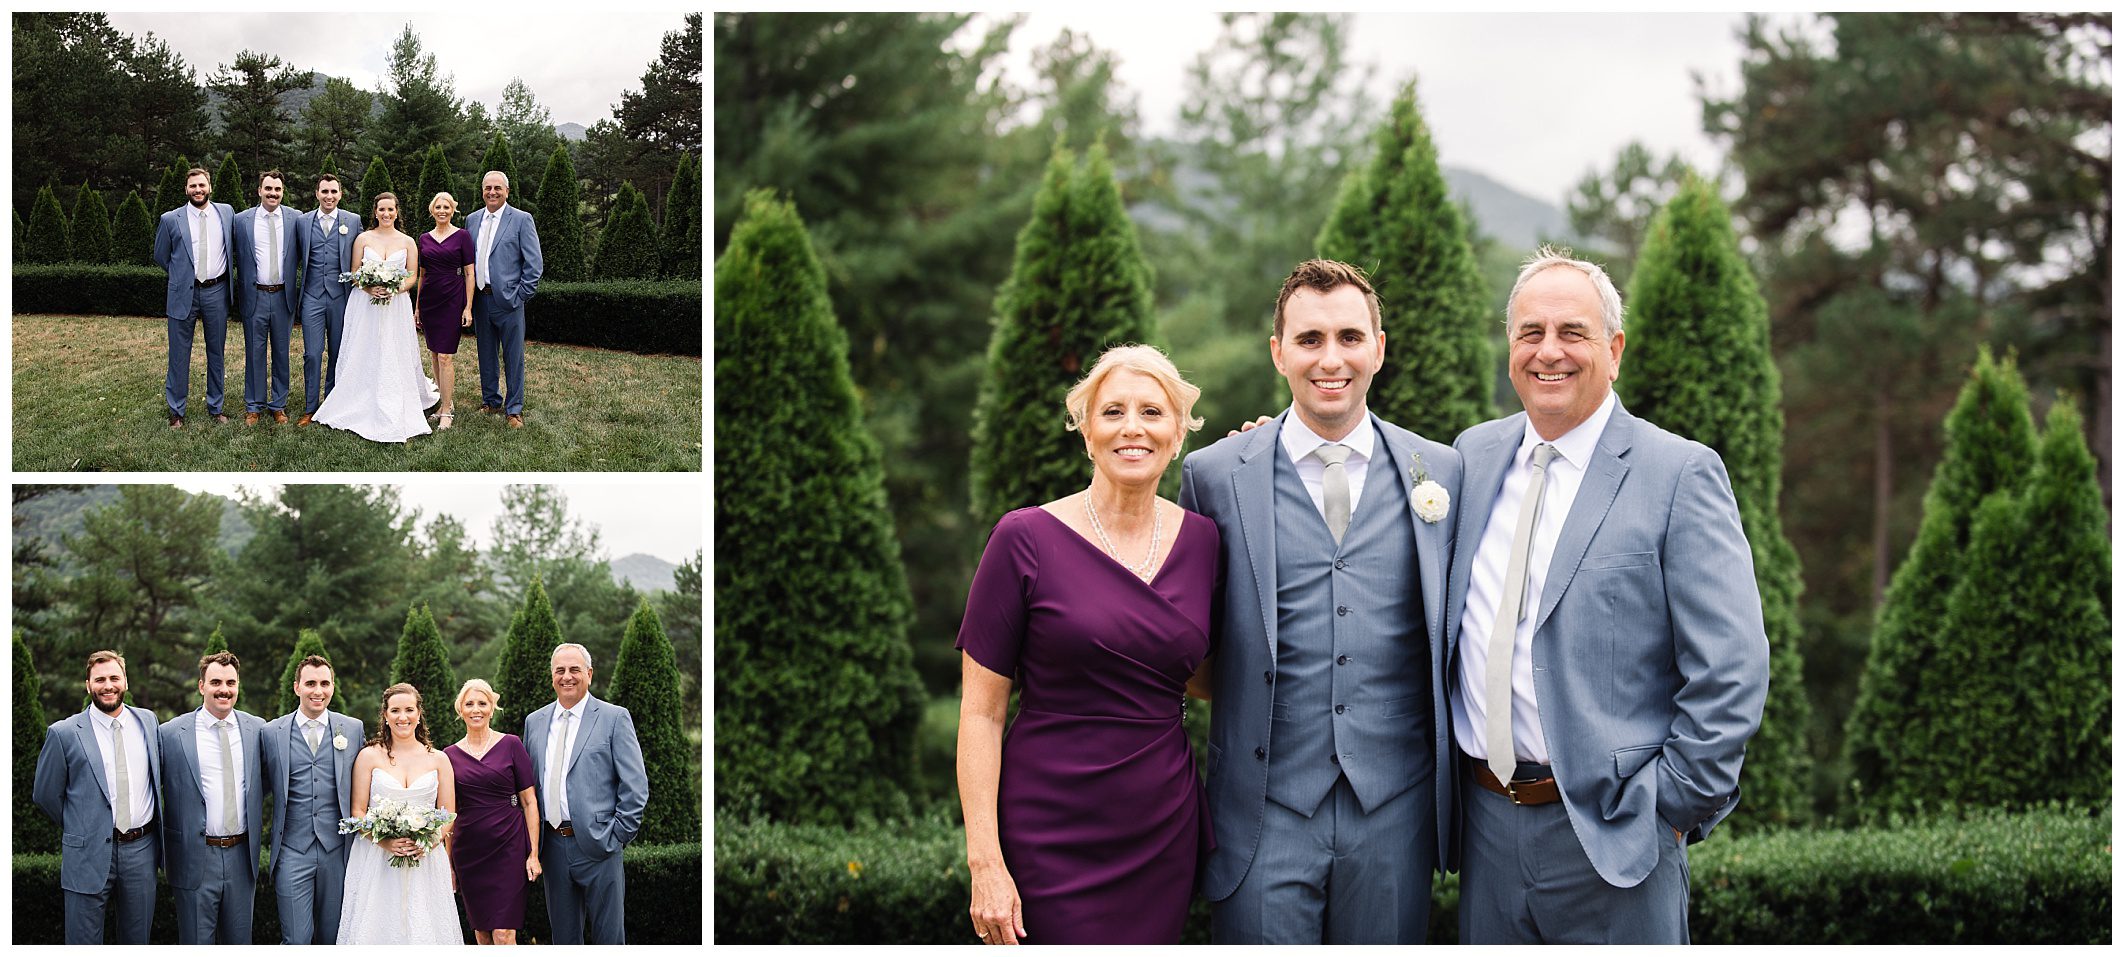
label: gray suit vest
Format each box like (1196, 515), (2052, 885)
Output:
(281, 721), (339, 852)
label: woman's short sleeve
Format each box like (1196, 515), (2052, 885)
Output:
(954, 509), (1042, 680)
(508, 734), (537, 792)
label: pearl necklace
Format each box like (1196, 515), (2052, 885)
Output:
(1084, 491), (1161, 580)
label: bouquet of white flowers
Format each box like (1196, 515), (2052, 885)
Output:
(339, 260), (411, 305)
(339, 799), (456, 868)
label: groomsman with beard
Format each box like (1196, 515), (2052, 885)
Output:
(527, 642), (648, 944)
(153, 167), (236, 427)
(159, 651), (267, 944)
(258, 654), (364, 944)
(33, 650), (164, 944)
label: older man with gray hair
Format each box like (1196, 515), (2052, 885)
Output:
(524, 642), (647, 943)
(466, 169), (543, 428)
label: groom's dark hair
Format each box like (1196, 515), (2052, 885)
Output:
(296, 654), (333, 677)
(316, 173), (340, 186)
(1273, 258), (1382, 338)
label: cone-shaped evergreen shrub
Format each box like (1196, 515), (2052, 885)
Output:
(389, 603), (463, 744)
(493, 578), (564, 740)
(969, 142), (1160, 524)
(113, 191), (155, 266)
(609, 598), (693, 844)
(25, 185), (71, 264)
(536, 144), (587, 282)
(714, 189), (922, 825)
(660, 152), (700, 279)
(216, 154), (247, 214)
(15, 633), (58, 853)
(1316, 80), (1493, 440)
(358, 156), (393, 223)
(154, 158), (188, 216)
(1845, 347), (2038, 813)
(68, 183), (113, 264)
(595, 182), (660, 279)
(413, 145), (457, 228)
(275, 628), (332, 719)
(203, 622), (229, 655)
(1618, 175), (1812, 827)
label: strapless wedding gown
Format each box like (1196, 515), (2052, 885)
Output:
(314, 247), (440, 442)
(335, 767), (463, 945)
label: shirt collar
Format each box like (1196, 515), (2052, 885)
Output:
(556, 696), (589, 721)
(1517, 390), (1617, 473)
(1279, 406), (1376, 465)
(196, 706), (233, 727)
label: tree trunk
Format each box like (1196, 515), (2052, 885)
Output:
(1871, 381), (1893, 608)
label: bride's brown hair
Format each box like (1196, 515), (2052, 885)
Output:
(368, 682), (432, 759)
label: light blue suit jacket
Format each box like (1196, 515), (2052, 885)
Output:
(231, 205), (304, 316)
(32, 705), (165, 894)
(1179, 409), (1463, 901)
(525, 695), (647, 859)
(294, 207), (360, 301)
(1445, 403), (1769, 887)
(157, 708), (268, 889)
(464, 202), (544, 313)
(153, 202), (235, 319)
(256, 709), (363, 876)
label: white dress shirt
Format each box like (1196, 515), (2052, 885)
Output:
(1278, 407), (1377, 521)
(1454, 391), (1619, 765)
(187, 204), (225, 281)
(544, 697), (588, 824)
(90, 707), (154, 831)
(193, 707), (247, 836)
(252, 206), (284, 284)
(475, 206), (503, 290)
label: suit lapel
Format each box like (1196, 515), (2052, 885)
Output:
(1532, 410), (1634, 635)
(1447, 418), (1523, 659)
(72, 711), (114, 803)
(173, 711), (200, 801)
(1231, 415), (1282, 661)
(567, 699), (599, 774)
(1376, 419), (1448, 646)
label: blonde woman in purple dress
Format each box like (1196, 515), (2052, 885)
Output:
(444, 679), (540, 945)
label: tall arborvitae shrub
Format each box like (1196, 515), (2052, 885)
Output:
(493, 578), (563, 740)
(714, 190), (922, 824)
(595, 182), (659, 279)
(154, 159), (187, 215)
(535, 144), (587, 282)
(216, 154), (247, 214)
(1316, 80), (1493, 440)
(68, 183), (113, 264)
(113, 191), (155, 266)
(202, 622), (229, 655)
(1844, 348), (2038, 813)
(15, 633), (58, 854)
(388, 603), (463, 745)
(660, 152), (700, 279)
(969, 143), (1159, 524)
(357, 156), (393, 222)
(275, 628), (332, 719)
(1617, 176), (1812, 827)
(609, 598), (692, 844)
(25, 185), (71, 263)
(478, 132), (534, 215)
(413, 145), (456, 228)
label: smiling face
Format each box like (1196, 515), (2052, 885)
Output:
(293, 663), (334, 719)
(198, 663), (239, 720)
(186, 172), (211, 207)
(257, 176), (283, 212)
(373, 196), (397, 230)
(481, 173), (508, 212)
(1507, 267), (1625, 440)
(385, 692), (422, 741)
(551, 647), (590, 708)
(458, 689), (494, 731)
(315, 179), (341, 214)
(430, 195), (456, 228)
(1082, 369), (1183, 488)
(1271, 284), (1384, 441)
(87, 660), (127, 715)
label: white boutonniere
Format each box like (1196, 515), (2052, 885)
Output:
(338, 224), (349, 235)
(333, 733), (348, 751)
(1409, 451), (1449, 523)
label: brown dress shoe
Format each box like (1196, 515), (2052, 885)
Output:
(169, 414), (184, 429)
(210, 413), (230, 425)
(244, 412), (261, 426)
(271, 410), (289, 424)
(297, 413), (314, 427)
(506, 414), (524, 428)
(480, 404), (504, 415)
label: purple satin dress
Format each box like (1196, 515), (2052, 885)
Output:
(957, 506), (1219, 944)
(416, 229), (475, 355)
(445, 734), (535, 932)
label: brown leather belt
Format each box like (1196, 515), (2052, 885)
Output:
(547, 821), (574, 838)
(114, 822), (154, 844)
(254, 283), (285, 292)
(195, 274), (225, 288)
(1471, 757), (1561, 805)
(204, 834), (243, 848)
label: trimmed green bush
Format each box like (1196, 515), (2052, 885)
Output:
(412, 144), (456, 228)
(274, 628), (332, 719)
(660, 152), (700, 280)
(216, 154), (247, 213)
(202, 622), (229, 655)
(1315, 79), (1494, 440)
(113, 191), (155, 267)
(14, 633), (59, 855)
(479, 132), (533, 217)
(25, 184), (71, 264)
(492, 578), (563, 741)
(388, 603), (463, 745)
(595, 182), (660, 280)
(609, 598), (694, 845)
(153, 157), (188, 217)
(1617, 175), (1811, 827)
(714, 189), (923, 826)
(536, 144), (588, 282)
(357, 155), (393, 223)
(68, 183), (114, 264)
(969, 142), (1159, 525)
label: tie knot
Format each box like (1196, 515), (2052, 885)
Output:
(1531, 443), (1558, 470)
(216, 719), (231, 730)
(1314, 443), (1351, 468)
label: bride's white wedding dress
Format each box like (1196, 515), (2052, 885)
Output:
(335, 767), (463, 945)
(314, 246), (440, 442)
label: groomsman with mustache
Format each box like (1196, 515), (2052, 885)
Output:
(159, 652), (267, 944)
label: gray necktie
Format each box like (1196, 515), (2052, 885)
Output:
(545, 710), (572, 826)
(1316, 443), (1352, 544)
(304, 718), (322, 755)
(1485, 443), (1558, 788)
(216, 719), (240, 834)
(111, 716), (131, 830)
(266, 212), (280, 284)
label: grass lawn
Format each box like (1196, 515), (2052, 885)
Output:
(13, 314), (702, 471)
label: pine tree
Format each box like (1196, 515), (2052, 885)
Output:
(25, 185), (72, 264)
(1315, 79), (1493, 440)
(216, 153), (247, 213)
(203, 622), (229, 655)
(14, 633), (58, 854)
(477, 132), (534, 217)
(609, 598), (692, 844)
(593, 181), (659, 279)
(1844, 347), (2038, 813)
(68, 183), (113, 264)
(388, 603), (463, 745)
(413, 145), (455, 229)
(492, 579), (563, 740)
(714, 190), (923, 824)
(535, 144), (587, 281)
(357, 155), (394, 223)
(113, 191), (155, 266)
(275, 628), (332, 719)
(969, 143), (1159, 525)
(154, 158), (188, 216)
(659, 152), (700, 279)
(1616, 175), (1812, 827)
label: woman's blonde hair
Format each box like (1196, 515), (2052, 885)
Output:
(1063, 344), (1205, 435)
(453, 677), (502, 715)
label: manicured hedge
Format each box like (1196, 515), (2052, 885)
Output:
(13, 840), (701, 944)
(9, 266), (701, 357)
(713, 808), (2109, 944)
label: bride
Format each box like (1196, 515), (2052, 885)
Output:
(313, 192), (440, 442)
(337, 683), (464, 945)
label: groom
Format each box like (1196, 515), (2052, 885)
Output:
(468, 170), (543, 429)
(295, 173), (360, 426)
(153, 167), (236, 428)
(158, 651), (267, 944)
(258, 654), (363, 945)
(527, 643), (647, 944)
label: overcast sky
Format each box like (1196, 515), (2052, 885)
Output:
(162, 481), (702, 563)
(106, 10), (696, 130)
(979, 11), (1786, 205)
